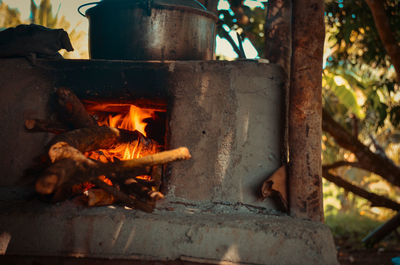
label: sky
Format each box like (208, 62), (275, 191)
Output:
(3, 0), (261, 59)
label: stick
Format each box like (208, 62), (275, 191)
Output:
(118, 147), (191, 169)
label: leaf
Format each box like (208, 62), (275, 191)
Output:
(327, 73), (365, 119)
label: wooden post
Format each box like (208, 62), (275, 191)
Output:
(288, 0), (325, 221)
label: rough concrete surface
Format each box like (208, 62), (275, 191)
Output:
(0, 200), (338, 265)
(167, 61), (284, 207)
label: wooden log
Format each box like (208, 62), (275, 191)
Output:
(87, 188), (116, 207)
(123, 178), (164, 202)
(25, 119), (68, 134)
(49, 126), (145, 153)
(91, 178), (155, 213)
(36, 159), (89, 195)
(118, 147), (191, 169)
(38, 142), (191, 195)
(56, 87), (97, 128)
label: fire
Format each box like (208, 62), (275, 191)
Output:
(84, 102), (162, 162)
(97, 105), (153, 137)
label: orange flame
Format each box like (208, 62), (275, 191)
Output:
(97, 105), (154, 137)
(85, 103), (162, 162)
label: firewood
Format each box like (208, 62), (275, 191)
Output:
(86, 188), (116, 206)
(38, 142), (191, 196)
(49, 126), (149, 153)
(122, 178), (164, 202)
(118, 147), (191, 169)
(35, 159), (84, 195)
(91, 178), (155, 213)
(56, 87), (97, 128)
(25, 119), (68, 134)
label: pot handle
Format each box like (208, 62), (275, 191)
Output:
(78, 2), (100, 17)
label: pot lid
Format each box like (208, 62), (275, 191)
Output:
(97, 0), (207, 11)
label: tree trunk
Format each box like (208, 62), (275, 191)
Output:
(365, 0), (400, 81)
(289, 0), (325, 221)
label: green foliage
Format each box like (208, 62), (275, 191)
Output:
(325, 211), (383, 248)
(218, 3), (266, 57)
(325, 0), (400, 69)
(323, 68), (365, 120)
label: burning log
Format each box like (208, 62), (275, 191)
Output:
(36, 141), (191, 211)
(56, 87), (97, 128)
(49, 126), (152, 153)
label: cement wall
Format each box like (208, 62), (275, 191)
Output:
(166, 61), (284, 208)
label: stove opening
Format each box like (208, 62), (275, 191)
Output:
(76, 101), (168, 208)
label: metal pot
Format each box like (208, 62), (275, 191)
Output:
(79, 0), (217, 60)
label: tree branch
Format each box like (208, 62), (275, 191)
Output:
(365, 0), (400, 81)
(322, 170), (400, 211)
(322, 109), (400, 188)
(323, 161), (364, 171)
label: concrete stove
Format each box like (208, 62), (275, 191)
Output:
(0, 58), (338, 264)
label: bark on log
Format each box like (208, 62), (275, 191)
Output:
(365, 0), (400, 81)
(323, 109), (400, 188)
(322, 170), (400, 211)
(56, 87), (97, 128)
(87, 188), (116, 207)
(288, 0), (325, 221)
(49, 126), (145, 153)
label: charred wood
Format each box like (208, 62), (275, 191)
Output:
(56, 87), (97, 128)
(49, 126), (147, 153)
(91, 178), (155, 213)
